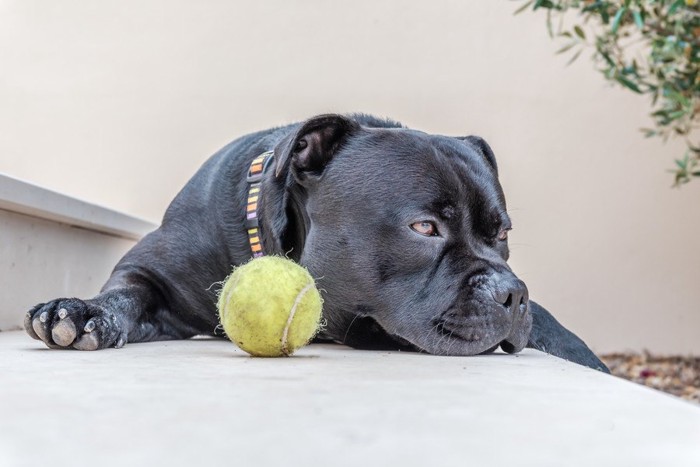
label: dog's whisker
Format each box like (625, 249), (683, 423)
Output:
(341, 313), (362, 345)
(445, 329), (457, 356)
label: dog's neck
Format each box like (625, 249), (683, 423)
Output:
(252, 152), (310, 262)
(278, 183), (309, 261)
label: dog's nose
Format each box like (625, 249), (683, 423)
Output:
(490, 274), (529, 313)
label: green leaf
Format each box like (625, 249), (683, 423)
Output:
(574, 25), (586, 40)
(668, 110), (687, 120)
(674, 173), (688, 186)
(566, 48), (584, 65)
(600, 51), (616, 68)
(667, 91), (690, 106)
(534, 0), (556, 10)
(632, 10), (644, 29)
(616, 75), (643, 93)
(556, 42), (577, 54)
(668, 0), (684, 15)
(611, 7), (627, 35)
(622, 65), (638, 76)
(513, 0), (534, 15)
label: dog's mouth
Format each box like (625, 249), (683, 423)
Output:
(388, 303), (533, 357)
(333, 302), (532, 356)
(430, 318), (504, 354)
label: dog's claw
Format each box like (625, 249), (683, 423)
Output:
(39, 311), (49, 323)
(84, 320), (95, 333)
(25, 312), (40, 340)
(57, 308), (68, 319)
(115, 336), (126, 349)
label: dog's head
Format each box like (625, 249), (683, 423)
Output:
(262, 114), (532, 355)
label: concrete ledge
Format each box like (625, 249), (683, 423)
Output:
(0, 210), (138, 331)
(2, 332), (699, 467)
(0, 172), (157, 240)
(0, 174), (154, 331)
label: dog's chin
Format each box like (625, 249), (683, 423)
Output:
(394, 305), (533, 357)
(499, 316), (533, 354)
(400, 328), (507, 356)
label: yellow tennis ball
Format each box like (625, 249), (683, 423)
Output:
(217, 256), (323, 357)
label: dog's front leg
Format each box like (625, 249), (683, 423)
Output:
(527, 301), (609, 373)
(24, 267), (195, 350)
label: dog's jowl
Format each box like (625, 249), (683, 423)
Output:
(24, 114), (608, 372)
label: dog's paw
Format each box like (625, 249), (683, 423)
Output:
(24, 298), (126, 350)
(529, 335), (610, 373)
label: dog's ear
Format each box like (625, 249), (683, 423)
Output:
(261, 114), (359, 258)
(274, 114), (359, 181)
(458, 135), (498, 174)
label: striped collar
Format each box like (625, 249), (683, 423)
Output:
(244, 151), (275, 257)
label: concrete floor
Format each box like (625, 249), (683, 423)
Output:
(2, 331), (699, 467)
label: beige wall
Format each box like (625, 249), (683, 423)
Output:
(2, 0), (699, 353)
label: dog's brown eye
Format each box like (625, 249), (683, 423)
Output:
(497, 228), (510, 241)
(411, 221), (438, 237)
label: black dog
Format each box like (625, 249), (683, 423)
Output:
(24, 114), (608, 372)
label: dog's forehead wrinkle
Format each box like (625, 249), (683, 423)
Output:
(420, 146), (488, 213)
(440, 155), (506, 235)
(330, 154), (461, 220)
(430, 137), (503, 197)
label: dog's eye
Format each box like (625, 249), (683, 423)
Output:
(497, 228), (510, 241)
(411, 221), (438, 237)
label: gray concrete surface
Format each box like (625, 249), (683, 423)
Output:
(2, 331), (699, 467)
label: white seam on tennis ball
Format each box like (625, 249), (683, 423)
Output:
(281, 280), (314, 356)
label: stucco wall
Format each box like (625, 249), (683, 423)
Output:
(1, 1), (698, 352)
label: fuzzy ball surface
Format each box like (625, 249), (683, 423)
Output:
(217, 256), (323, 357)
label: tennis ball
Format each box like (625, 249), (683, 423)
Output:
(217, 256), (323, 357)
